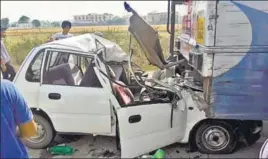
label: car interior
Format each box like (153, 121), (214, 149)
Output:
(44, 63), (76, 86)
(39, 50), (175, 108)
(42, 51), (140, 91)
(105, 65), (173, 107)
(43, 52), (102, 87)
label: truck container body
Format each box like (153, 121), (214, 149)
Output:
(178, 0), (268, 120)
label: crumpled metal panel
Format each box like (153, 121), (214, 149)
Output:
(128, 14), (167, 70)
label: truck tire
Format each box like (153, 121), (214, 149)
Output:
(23, 114), (55, 149)
(195, 121), (237, 154)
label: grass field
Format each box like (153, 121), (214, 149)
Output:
(5, 24), (180, 36)
(4, 25), (176, 70)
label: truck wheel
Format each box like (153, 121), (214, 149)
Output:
(195, 121), (237, 154)
(23, 114), (55, 149)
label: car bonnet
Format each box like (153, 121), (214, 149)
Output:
(128, 13), (167, 70)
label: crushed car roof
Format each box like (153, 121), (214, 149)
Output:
(41, 33), (129, 62)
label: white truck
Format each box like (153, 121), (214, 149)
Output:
(12, 0), (267, 158)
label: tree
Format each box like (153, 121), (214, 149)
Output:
(51, 21), (60, 27)
(1, 18), (9, 28)
(18, 15), (30, 24)
(32, 19), (41, 28)
(106, 16), (127, 25)
(10, 22), (17, 27)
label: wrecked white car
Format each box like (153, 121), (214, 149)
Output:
(13, 33), (204, 158)
(13, 3), (263, 158)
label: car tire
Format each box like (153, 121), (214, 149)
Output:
(23, 114), (55, 149)
(195, 121), (237, 154)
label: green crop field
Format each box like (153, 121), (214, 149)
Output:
(4, 31), (172, 71)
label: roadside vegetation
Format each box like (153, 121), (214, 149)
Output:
(4, 29), (171, 71)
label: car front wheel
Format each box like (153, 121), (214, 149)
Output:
(23, 114), (55, 149)
(195, 121), (237, 154)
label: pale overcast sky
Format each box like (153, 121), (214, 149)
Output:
(1, 1), (169, 22)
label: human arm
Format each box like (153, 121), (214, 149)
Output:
(47, 35), (55, 42)
(47, 38), (54, 42)
(47, 33), (57, 42)
(15, 121), (37, 138)
(1, 40), (12, 64)
(12, 84), (37, 138)
(0, 57), (7, 72)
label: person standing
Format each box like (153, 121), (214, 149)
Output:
(1, 57), (7, 72)
(1, 27), (16, 81)
(1, 79), (37, 158)
(48, 20), (73, 42)
(1, 57), (6, 79)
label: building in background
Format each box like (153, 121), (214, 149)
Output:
(146, 12), (166, 25)
(8, 22), (33, 29)
(73, 13), (114, 24)
(145, 12), (179, 25)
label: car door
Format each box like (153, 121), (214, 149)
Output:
(92, 48), (187, 158)
(94, 59), (187, 158)
(38, 49), (112, 134)
(116, 100), (187, 158)
(94, 55), (188, 158)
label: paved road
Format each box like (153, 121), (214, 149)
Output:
(28, 122), (268, 158)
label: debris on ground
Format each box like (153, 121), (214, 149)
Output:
(153, 149), (165, 158)
(193, 155), (201, 159)
(48, 144), (76, 155)
(86, 149), (119, 158)
(141, 155), (153, 158)
(102, 150), (116, 157)
(141, 149), (165, 158)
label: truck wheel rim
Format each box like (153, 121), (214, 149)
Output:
(201, 126), (230, 151)
(27, 122), (46, 143)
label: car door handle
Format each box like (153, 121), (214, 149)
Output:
(129, 115), (141, 124)
(48, 93), (61, 100)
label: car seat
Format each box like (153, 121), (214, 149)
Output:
(79, 62), (102, 87)
(44, 63), (75, 86)
(71, 65), (83, 85)
(107, 66), (135, 105)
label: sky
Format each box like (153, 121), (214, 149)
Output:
(1, 1), (170, 22)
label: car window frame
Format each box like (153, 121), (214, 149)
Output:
(25, 48), (46, 83)
(79, 56), (92, 74)
(48, 51), (60, 67)
(40, 48), (100, 88)
(68, 54), (79, 66)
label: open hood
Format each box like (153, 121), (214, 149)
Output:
(127, 9), (167, 69)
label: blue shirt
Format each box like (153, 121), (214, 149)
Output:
(1, 80), (33, 158)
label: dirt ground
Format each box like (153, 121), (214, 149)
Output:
(28, 125), (268, 158)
